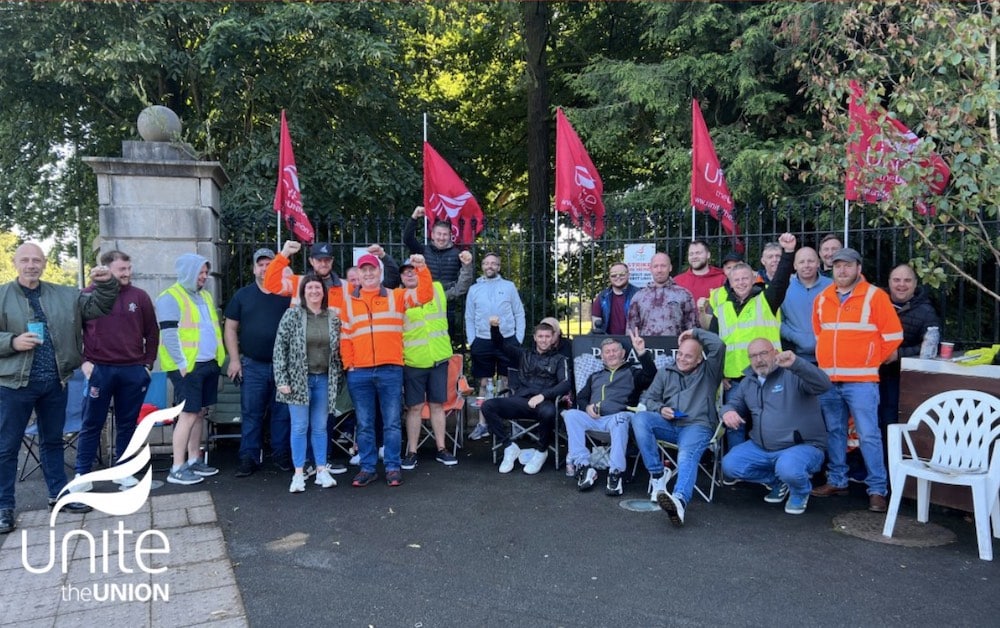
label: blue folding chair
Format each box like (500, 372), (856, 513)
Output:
(19, 369), (89, 481)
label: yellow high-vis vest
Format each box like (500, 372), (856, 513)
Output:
(157, 284), (225, 371)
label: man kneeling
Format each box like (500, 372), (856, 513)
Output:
(720, 339), (831, 515)
(564, 331), (655, 495)
(632, 328), (725, 527)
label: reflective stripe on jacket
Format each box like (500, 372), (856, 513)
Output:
(711, 290), (781, 378)
(403, 282), (451, 368)
(813, 278), (903, 382)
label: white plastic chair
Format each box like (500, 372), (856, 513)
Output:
(881, 389), (1000, 560)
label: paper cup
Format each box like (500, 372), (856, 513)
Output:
(27, 322), (44, 342)
(939, 342), (954, 359)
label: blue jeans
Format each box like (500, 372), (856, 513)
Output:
(632, 411), (713, 504)
(819, 382), (887, 495)
(76, 364), (148, 474)
(289, 374), (329, 470)
(0, 379), (69, 509)
(347, 366), (403, 472)
(239, 357), (290, 463)
(563, 409), (631, 472)
(722, 441), (825, 499)
(723, 383), (747, 451)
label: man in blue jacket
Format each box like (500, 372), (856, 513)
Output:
(720, 338), (832, 515)
(590, 262), (639, 335)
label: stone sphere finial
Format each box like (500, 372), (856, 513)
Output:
(137, 105), (182, 142)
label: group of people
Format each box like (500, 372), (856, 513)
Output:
(0, 216), (939, 535)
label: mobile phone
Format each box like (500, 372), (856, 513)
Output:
(673, 409), (688, 418)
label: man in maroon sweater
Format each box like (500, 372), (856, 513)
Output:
(71, 250), (159, 491)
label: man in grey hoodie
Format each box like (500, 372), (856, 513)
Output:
(720, 338), (831, 515)
(156, 254), (226, 486)
(632, 328), (725, 527)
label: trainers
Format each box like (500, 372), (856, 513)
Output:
(185, 460), (218, 477)
(349, 453), (361, 466)
(565, 462), (576, 477)
(576, 466), (598, 491)
(468, 423), (490, 441)
(315, 468), (336, 488)
(518, 449), (534, 466)
(351, 470), (378, 487)
(435, 450), (458, 466)
(401, 451), (418, 470)
(273, 456), (293, 472)
(0, 509), (14, 535)
(289, 473), (306, 493)
(657, 491), (686, 527)
(386, 470), (403, 487)
(785, 494), (809, 515)
(113, 475), (140, 488)
(235, 458), (257, 478)
(721, 477), (739, 487)
(764, 483), (789, 504)
(327, 461), (348, 475)
(48, 499), (92, 514)
(523, 449), (548, 475)
(648, 470), (672, 502)
(499, 443), (521, 473)
(167, 466), (203, 486)
(605, 470), (624, 496)
(68, 474), (92, 493)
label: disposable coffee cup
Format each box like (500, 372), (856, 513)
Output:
(27, 322), (44, 342)
(939, 342), (955, 359)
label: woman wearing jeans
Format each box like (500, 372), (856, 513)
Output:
(273, 274), (343, 493)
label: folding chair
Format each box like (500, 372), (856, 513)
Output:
(631, 419), (725, 502)
(415, 354), (470, 456)
(490, 369), (567, 470)
(203, 373), (243, 464)
(19, 369), (88, 481)
(327, 385), (356, 459)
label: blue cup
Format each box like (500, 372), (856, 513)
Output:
(27, 322), (44, 343)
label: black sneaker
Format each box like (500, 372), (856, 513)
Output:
(273, 456), (293, 472)
(48, 499), (92, 514)
(0, 509), (14, 534)
(435, 449), (458, 466)
(576, 466), (598, 491)
(605, 470), (624, 496)
(327, 461), (348, 475)
(401, 451), (418, 470)
(235, 457), (258, 478)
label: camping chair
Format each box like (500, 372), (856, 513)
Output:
(137, 371), (175, 472)
(490, 368), (568, 470)
(203, 371), (243, 464)
(328, 384), (357, 459)
(414, 354), (470, 456)
(882, 389), (1000, 561)
(20, 368), (89, 481)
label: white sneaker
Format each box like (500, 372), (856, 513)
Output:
(68, 474), (92, 494)
(315, 468), (336, 488)
(289, 473), (306, 493)
(648, 469), (673, 502)
(523, 449), (548, 475)
(349, 453), (361, 466)
(113, 475), (139, 489)
(518, 449), (534, 465)
(657, 490), (686, 527)
(499, 443), (521, 473)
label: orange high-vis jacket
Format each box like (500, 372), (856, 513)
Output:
(812, 277), (903, 382)
(340, 266), (432, 370)
(262, 253), (348, 312)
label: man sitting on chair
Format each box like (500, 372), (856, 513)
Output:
(632, 328), (725, 527)
(481, 318), (570, 475)
(720, 339), (831, 515)
(565, 329), (656, 496)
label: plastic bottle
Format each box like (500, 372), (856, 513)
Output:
(920, 326), (940, 359)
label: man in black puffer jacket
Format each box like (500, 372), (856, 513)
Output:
(404, 206), (469, 348)
(878, 264), (940, 427)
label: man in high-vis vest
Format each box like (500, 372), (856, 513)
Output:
(705, 232), (796, 450)
(810, 247), (902, 513)
(341, 253), (431, 488)
(156, 253), (226, 486)
(400, 251), (474, 470)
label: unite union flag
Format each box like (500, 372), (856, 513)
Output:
(272, 110), (315, 244)
(423, 142), (484, 245)
(691, 99), (743, 253)
(555, 108), (605, 238)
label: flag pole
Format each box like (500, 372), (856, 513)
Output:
(422, 113), (429, 245)
(843, 198), (850, 248)
(690, 206), (695, 241)
(554, 202), (559, 319)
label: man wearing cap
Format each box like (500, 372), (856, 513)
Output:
(264, 240), (349, 310)
(224, 248), (294, 476)
(400, 251), (474, 469)
(811, 247), (902, 512)
(341, 253), (432, 488)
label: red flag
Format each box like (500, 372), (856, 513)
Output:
(273, 110), (315, 244)
(423, 142), (484, 245)
(691, 99), (743, 253)
(555, 108), (605, 238)
(846, 80), (950, 215)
